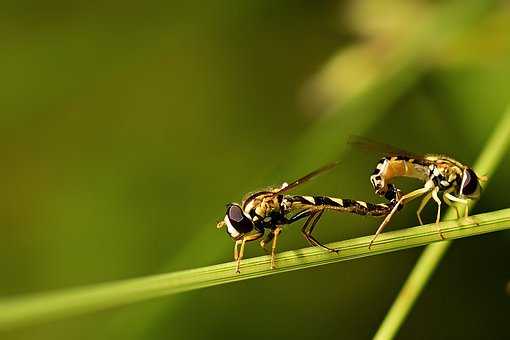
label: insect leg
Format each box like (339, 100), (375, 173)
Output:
(444, 192), (470, 218)
(443, 188), (460, 219)
(270, 227), (282, 269)
(287, 209), (313, 224)
(259, 232), (274, 254)
(431, 186), (444, 240)
(301, 209), (328, 249)
(301, 210), (320, 247)
(234, 240), (240, 261)
(235, 232), (264, 273)
(416, 192), (433, 225)
(303, 209), (338, 253)
(369, 186), (431, 249)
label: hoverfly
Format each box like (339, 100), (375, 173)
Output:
(217, 161), (402, 272)
(349, 137), (487, 249)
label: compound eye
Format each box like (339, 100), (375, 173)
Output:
(461, 168), (479, 196)
(224, 204), (253, 238)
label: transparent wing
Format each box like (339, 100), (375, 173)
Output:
(348, 135), (425, 160)
(241, 186), (278, 203)
(273, 160), (340, 195)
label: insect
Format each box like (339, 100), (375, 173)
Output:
(350, 137), (486, 249)
(217, 161), (402, 272)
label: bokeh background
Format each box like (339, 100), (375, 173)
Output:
(1, 0), (509, 339)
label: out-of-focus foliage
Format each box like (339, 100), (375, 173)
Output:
(302, 0), (433, 113)
(1, 1), (509, 340)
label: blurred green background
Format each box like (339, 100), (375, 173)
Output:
(1, 0), (509, 339)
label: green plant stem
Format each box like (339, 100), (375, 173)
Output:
(373, 106), (510, 340)
(1, 209), (510, 332)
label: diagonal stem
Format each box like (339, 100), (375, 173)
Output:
(1, 208), (510, 332)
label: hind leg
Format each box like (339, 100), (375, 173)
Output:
(301, 209), (337, 253)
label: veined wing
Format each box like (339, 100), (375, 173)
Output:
(348, 135), (434, 163)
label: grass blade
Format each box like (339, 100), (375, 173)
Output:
(1, 208), (510, 331)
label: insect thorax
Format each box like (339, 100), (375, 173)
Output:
(242, 192), (286, 229)
(428, 161), (463, 190)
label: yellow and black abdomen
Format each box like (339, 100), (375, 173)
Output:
(288, 195), (395, 217)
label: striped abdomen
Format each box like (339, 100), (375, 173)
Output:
(289, 195), (394, 217)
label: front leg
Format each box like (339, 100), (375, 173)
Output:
(234, 232), (263, 273)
